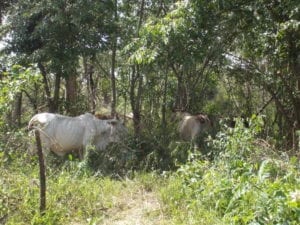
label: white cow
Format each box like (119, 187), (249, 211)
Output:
(28, 112), (127, 158)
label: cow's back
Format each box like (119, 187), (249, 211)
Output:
(40, 113), (96, 155)
(29, 112), (127, 157)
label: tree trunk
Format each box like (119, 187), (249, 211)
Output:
(35, 130), (46, 214)
(289, 30), (300, 151)
(84, 57), (96, 113)
(111, 50), (117, 117)
(89, 69), (96, 114)
(134, 66), (143, 135)
(38, 62), (61, 113)
(129, 0), (145, 137)
(110, 0), (118, 117)
(130, 66), (143, 136)
(111, 39), (117, 117)
(161, 70), (168, 130)
(50, 73), (61, 113)
(65, 74), (77, 115)
(88, 67), (96, 114)
(12, 92), (22, 127)
(38, 62), (52, 111)
(176, 74), (186, 110)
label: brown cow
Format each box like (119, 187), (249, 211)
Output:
(173, 111), (212, 151)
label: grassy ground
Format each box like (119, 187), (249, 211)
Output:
(1, 158), (173, 225)
(3, 152), (298, 225)
(2, 117), (299, 225)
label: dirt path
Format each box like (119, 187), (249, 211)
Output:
(102, 187), (166, 225)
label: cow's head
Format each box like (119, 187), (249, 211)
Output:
(196, 114), (213, 130)
(107, 119), (128, 143)
(93, 118), (128, 150)
(27, 112), (56, 131)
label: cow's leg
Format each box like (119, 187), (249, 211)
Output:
(193, 142), (200, 152)
(78, 147), (84, 160)
(82, 138), (94, 160)
(190, 134), (202, 156)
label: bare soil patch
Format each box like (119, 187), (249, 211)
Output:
(101, 186), (167, 225)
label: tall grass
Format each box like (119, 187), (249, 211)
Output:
(160, 116), (300, 225)
(1, 160), (126, 224)
(1, 149), (168, 225)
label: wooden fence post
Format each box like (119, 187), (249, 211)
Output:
(34, 130), (46, 214)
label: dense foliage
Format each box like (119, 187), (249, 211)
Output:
(162, 117), (300, 224)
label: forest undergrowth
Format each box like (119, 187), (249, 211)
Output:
(1, 116), (300, 225)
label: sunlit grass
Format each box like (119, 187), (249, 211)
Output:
(1, 158), (171, 225)
(2, 161), (126, 224)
